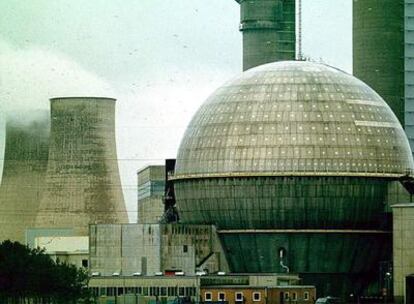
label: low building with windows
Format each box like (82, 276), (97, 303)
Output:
(34, 236), (89, 269)
(88, 273), (310, 304)
(89, 275), (198, 304)
(200, 285), (316, 304)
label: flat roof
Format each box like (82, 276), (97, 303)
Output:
(50, 96), (116, 101)
(137, 164), (165, 174)
(201, 285), (315, 289)
(392, 203), (414, 208)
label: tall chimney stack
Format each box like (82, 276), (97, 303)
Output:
(234, 0), (296, 70)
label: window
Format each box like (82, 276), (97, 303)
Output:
(168, 287), (177, 296)
(218, 292), (226, 301)
(90, 287), (98, 297)
(179, 287), (185, 296)
(82, 259), (88, 268)
(235, 292), (243, 302)
(253, 292), (261, 302)
(304, 292), (309, 301)
(117, 287), (124, 296)
(143, 287), (149, 296)
(292, 292), (297, 301)
(284, 292), (289, 300)
(205, 292), (212, 301)
(183, 245), (188, 253)
(107, 287), (115, 296)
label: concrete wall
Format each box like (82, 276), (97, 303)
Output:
(392, 204), (414, 304)
(35, 236), (89, 252)
(138, 197), (164, 224)
(89, 224), (228, 276)
(90, 224), (161, 276)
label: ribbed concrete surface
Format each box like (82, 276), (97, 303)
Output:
(34, 97), (128, 235)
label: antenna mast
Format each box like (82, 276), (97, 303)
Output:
(297, 0), (303, 60)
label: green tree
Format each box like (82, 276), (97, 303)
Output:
(0, 240), (89, 303)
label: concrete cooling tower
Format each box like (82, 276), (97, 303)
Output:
(34, 97), (128, 235)
(0, 111), (50, 243)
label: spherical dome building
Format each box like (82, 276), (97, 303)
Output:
(173, 61), (413, 295)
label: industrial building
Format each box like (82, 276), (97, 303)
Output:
(2, 1), (414, 302)
(200, 285), (316, 304)
(172, 61), (414, 297)
(137, 165), (166, 223)
(88, 273), (305, 304)
(89, 223), (228, 277)
(392, 203), (414, 303)
(0, 111), (49, 243)
(34, 97), (128, 235)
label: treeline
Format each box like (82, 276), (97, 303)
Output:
(0, 240), (90, 303)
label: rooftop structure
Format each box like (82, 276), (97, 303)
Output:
(137, 165), (165, 223)
(173, 61), (414, 296)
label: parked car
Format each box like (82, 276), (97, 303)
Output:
(316, 296), (345, 304)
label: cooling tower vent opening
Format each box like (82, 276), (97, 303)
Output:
(50, 96), (117, 102)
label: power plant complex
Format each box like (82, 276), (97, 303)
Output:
(2, 1), (414, 303)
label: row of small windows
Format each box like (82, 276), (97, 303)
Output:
(165, 226), (210, 235)
(204, 291), (261, 302)
(90, 286), (196, 297)
(204, 291), (310, 302)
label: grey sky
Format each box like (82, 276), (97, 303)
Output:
(0, 0), (352, 222)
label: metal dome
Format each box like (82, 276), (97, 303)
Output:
(175, 61), (413, 179)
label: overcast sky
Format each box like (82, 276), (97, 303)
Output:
(0, 0), (352, 222)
